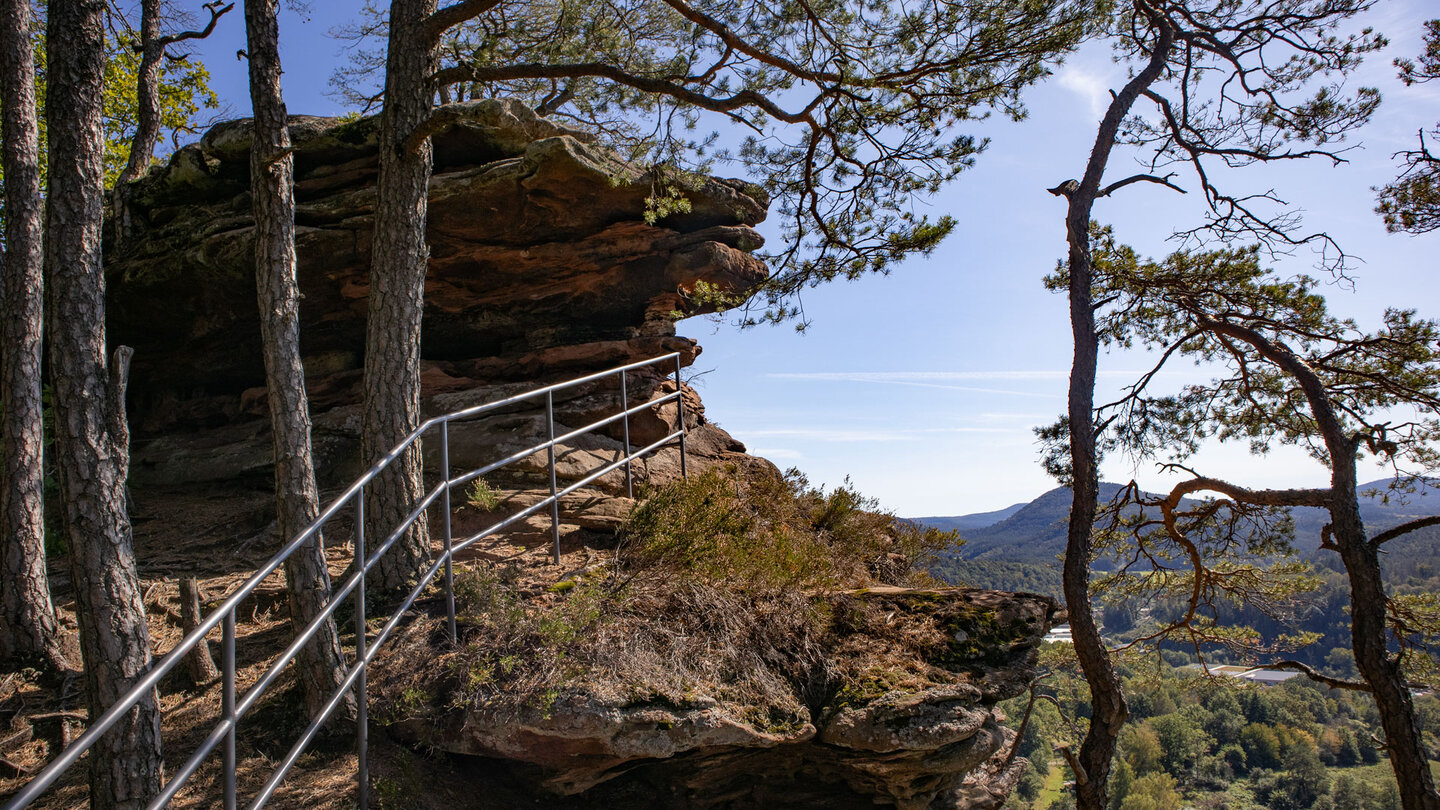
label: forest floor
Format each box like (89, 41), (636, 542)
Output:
(0, 482), (623, 809)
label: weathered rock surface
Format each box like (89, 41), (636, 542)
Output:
(379, 587), (1059, 810)
(111, 100), (772, 554)
(106, 99), (767, 435)
(109, 103), (1051, 810)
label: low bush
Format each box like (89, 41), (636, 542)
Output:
(391, 466), (960, 719)
(617, 465), (955, 592)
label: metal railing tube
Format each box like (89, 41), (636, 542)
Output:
(442, 392), (682, 498)
(432, 352), (681, 427)
(249, 642), (373, 810)
(234, 537), (376, 717)
(448, 429), (684, 558)
(549, 393), (680, 449)
(223, 611), (238, 810)
(621, 369), (633, 499)
(451, 497), (562, 555)
(554, 432), (683, 502)
(148, 718), (234, 810)
(356, 476), (449, 589)
(546, 390), (560, 565)
(675, 355), (688, 480)
(441, 422), (457, 645)
(354, 491), (369, 810)
(3, 354), (690, 810)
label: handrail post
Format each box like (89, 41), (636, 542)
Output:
(354, 493), (369, 809)
(620, 369), (633, 499)
(546, 390), (560, 565)
(674, 355), (688, 481)
(223, 611), (237, 810)
(441, 421), (456, 646)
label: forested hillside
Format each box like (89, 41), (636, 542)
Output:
(922, 479), (1440, 563)
(1004, 655), (1438, 810)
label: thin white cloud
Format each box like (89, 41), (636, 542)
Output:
(1057, 66), (1111, 121)
(771, 370), (1065, 381)
(741, 426), (1018, 442)
(748, 447), (804, 460)
(765, 370), (1181, 398)
(974, 412), (1054, 422)
(765, 370), (1059, 398)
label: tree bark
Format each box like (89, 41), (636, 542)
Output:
(117, 0), (162, 187)
(1332, 467), (1438, 810)
(1062, 201), (1125, 810)
(1197, 314), (1440, 810)
(46, 1), (162, 806)
(243, 0), (354, 721)
(1057, 15), (1174, 808)
(364, 0), (437, 593)
(111, 0), (161, 244)
(0, 0), (66, 670)
(178, 577), (219, 684)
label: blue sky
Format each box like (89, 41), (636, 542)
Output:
(177, 0), (1440, 517)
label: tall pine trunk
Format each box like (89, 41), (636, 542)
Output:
(1306, 376), (1438, 808)
(0, 0), (65, 669)
(1062, 217), (1125, 810)
(46, 1), (162, 807)
(1333, 472), (1439, 809)
(1194, 317), (1439, 809)
(1054, 22), (1173, 807)
(364, 0), (437, 593)
(116, 0), (161, 187)
(243, 0), (353, 721)
(111, 0), (161, 243)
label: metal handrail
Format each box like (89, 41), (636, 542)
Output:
(5, 353), (689, 810)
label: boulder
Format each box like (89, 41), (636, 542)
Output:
(377, 587), (1059, 810)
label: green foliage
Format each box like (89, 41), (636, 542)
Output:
(98, 32), (219, 185)
(1013, 658), (1422, 809)
(331, 0), (1104, 325)
(1124, 722), (1165, 776)
(1108, 759), (1135, 810)
(405, 467), (966, 732)
(1036, 226), (1440, 682)
(619, 466), (954, 592)
(1378, 19), (1440, 235)
(1054, 226), (1440, 470)
(464, 478), (501, 511)
(0, 4), (219, 233)
(930, 556), (1061, 596)
(17, 7), (216, 184)
(1118, 772), (1181, 810)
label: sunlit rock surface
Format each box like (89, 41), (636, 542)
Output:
(105, 101), (1052, 810)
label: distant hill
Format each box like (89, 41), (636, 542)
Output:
(918, 479), (1440, 563)
(910, 502), (1026, 532)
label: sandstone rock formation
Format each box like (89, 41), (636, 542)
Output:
(111, 100), (772, 559)
(376, 587), (1058, 810)
(106, 102), (1054, 809)
(106, 99), (767, 435)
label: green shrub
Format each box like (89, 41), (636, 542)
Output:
(617, 466), (954, 592)
(424, 467), (955, 717)
(465, 477), (500, 511)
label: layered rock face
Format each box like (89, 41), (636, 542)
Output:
(108, 102), (1054, 809)
(377, 587), (1058, 810)
(106, 99), (767, 435)
(111, 99), (770, 518)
